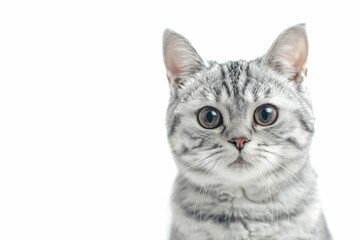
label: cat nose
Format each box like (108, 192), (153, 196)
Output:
(228, 138), (250, 151)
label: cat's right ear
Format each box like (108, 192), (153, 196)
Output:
(162, 29), (204, 85)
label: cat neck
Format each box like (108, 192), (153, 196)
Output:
(174, 159), (317, 204)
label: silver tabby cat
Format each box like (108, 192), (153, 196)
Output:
(162, 24), (332, 240)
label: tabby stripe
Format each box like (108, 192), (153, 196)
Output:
(182, 130), (200, 140)
(241, 64), (251, 94)
(180, 191), (316, 224)
(168, 115), (181, 137)
(220, 66), (231, 97)
(220, 65), (226, 79)
(231, 79), (240, 97)
(190, 138), (206, 151)
(264, 87), (271, 98)
(180, 144), (189, 154)
(241, 77), (251, 95)
(300, 118), (314, 134)
(213, 86), (221, 102)
(222, 81), (231, 97)
(286, 137), (303, 149)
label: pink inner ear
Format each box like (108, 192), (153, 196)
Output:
(165, 49), (181, 81)
(289, 38), (308, 71)
(167, 59), (180, 80)
(293, 53), (306, 70)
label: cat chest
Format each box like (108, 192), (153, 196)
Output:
(174, 213), (293, 240)
(174, 212), (307, 240)
(173, 192), (316, 240)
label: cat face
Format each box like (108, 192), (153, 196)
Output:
(163, 25), (314, 185)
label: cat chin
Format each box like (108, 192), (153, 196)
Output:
(227, 157), (252, 168)
(214, 163), (264, 185)
(218, 174), (261, 187)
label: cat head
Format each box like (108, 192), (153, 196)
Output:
(163, 24), (314, 185)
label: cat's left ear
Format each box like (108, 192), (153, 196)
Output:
(163, 29), (204, 85)
(263, 24), (308, 81)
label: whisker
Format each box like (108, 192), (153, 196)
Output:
(260, 162), (275, 224)
(190, 159), (218, 240)
(199, 152), (228, 222)
(192, 160), (218, 228)
(171, 151), (222, 240)
(261, 158), (291, 225)
(174, 150), (223, 185)
(173, 160), (215, 195)
(259, 149), (308, 188)
(258, 150), (319, 233)
(172, 158), (218, 240)
(257, 142), (292, 147)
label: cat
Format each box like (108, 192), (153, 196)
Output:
(162, 24), (332, 240)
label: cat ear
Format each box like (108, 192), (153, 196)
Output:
(163, 29), (204, 85)
(263, 24), (308, 81)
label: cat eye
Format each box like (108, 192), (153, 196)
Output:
(254, 104), (278, 126)
(197, 106), (223, 129)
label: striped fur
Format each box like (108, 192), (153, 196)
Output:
(163, 24), (332, 240)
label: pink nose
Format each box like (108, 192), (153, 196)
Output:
(228, 138), (250, 151)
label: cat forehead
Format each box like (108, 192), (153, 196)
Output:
(186, 60), (292, 101)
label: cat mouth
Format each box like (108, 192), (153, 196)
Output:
(228, 157), (251, 168)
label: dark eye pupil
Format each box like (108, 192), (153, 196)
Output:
(261, 108), (272, 121)
(206, 111), (216, 123)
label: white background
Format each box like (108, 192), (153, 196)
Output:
(0, 1), (359, 239)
